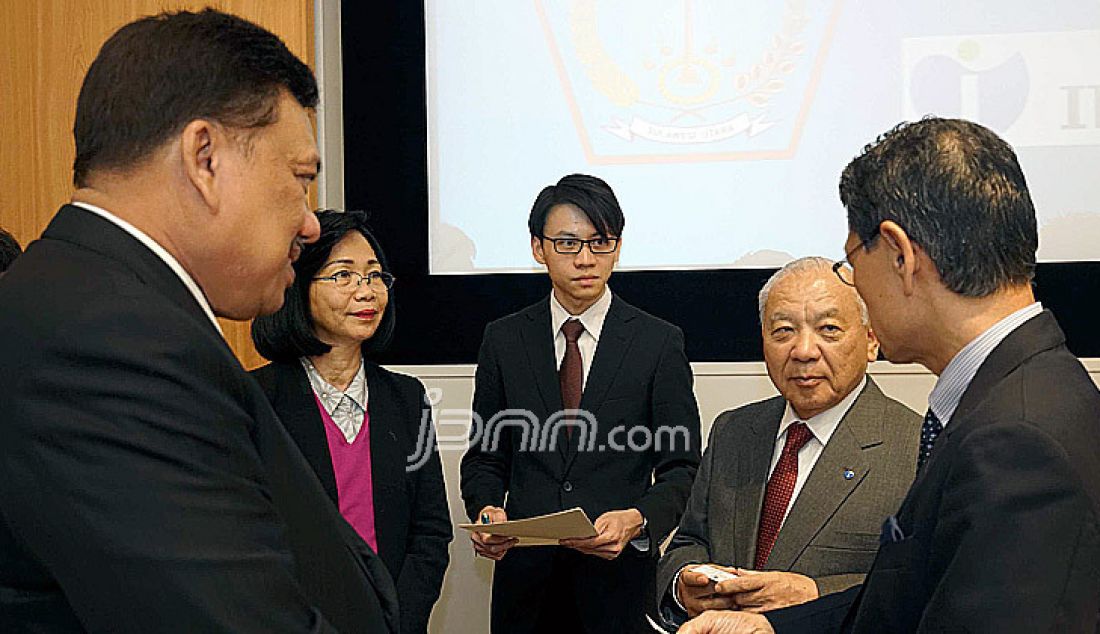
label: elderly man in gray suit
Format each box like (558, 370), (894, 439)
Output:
(656, 257), (921, 628)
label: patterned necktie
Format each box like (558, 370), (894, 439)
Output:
(558, 319), (585, 438)
(918, 409), (944, 472)
(754, 422), (813, 570)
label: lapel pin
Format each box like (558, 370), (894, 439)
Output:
(843, 468), (855, 480)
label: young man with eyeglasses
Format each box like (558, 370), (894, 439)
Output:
(460, 173), (702, 633)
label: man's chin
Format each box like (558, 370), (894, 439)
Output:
(256, 294), (287, 318)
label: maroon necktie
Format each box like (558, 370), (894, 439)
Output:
(558, 319), (585, 438)
(754, 422), (813, 570)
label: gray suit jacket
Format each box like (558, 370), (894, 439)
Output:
(656, 378), (920, 618)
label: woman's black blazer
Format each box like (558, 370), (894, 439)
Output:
(252, 360), (452, 634)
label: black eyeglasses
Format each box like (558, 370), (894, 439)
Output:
(833, 235), (878, 286)
(312, 270), (396, 292)
(541, 236), (620, 255)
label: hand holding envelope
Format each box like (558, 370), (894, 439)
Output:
(460, 507), (598, 552)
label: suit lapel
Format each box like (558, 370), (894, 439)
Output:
(364, 363), (406, 569)
(732, 398), (785, 567)
(519, 301), (563, 419)
(563, 297), (638, 473)
(273, 363), (340, 504)
(765, 380), (886, 570)
(578, 296), (635, 413)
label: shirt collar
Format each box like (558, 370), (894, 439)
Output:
(300, 357), (368, 413)
(70, 201), (222, 334)
(778, 375), (868, 446)
(550, 287), (613, 342)
(928, 302), (1043, 427)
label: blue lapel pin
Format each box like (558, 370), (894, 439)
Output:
(843, 468), (855, 480)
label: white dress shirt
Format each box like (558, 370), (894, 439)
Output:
(928, 302), (1043, 429)
(301, 357), (369, 443)
(70, 201), (222, 333)
(768, 375), (867, 528)
(549, 287), (613, 390)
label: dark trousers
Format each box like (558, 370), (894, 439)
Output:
(491, 546), (655, 634)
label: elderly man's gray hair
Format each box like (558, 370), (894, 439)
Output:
(757, 256), (870, 327)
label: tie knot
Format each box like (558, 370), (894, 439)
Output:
(783, 422), (813, 454)
(561, 319), (585, 343)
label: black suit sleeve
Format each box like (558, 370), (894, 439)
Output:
(396, 383), (454, 634)
(765, 585), (862, 633)
(460, 323), (513, 520)
(633, 326), (702, 547)
(0, 302), (341, 632)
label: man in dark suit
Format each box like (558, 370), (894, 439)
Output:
(657, 258), (920, 628)
(680, 119), (1100, 634)
(460, 174), (702, 633)
(0, 10), (397, 633)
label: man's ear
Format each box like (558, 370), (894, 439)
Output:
(179, 119), (223, 212)
(878, 220), (918, 295)
(865, 327), (881, 362)
(531, 235), (547, 265)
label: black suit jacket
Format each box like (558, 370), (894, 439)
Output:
(460, 295), (702, 632)
(252, 360), (453, 634)
(657, 378), (920, 623)
(0, 206), (399, 633)
(767, 310), (1100, 633)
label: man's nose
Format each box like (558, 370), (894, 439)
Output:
(299, 210), (320, 244)
(574, 244), (596, 266)
(790, 331), (821, 361)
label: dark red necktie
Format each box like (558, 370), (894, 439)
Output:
(558, 319), (585, 438)
(754, 422), (813, 570)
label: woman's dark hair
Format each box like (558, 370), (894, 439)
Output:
(252, 209), (395, 362)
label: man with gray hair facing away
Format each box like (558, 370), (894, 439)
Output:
(656, 257), (920, 629)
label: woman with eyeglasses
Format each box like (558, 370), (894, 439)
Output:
(251, 210), (451, 634)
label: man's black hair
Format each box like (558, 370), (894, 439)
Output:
(73, 8), (318, 187)
(840, 117), (1037, 297)
(527, 174), (626, 238)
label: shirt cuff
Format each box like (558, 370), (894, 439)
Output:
(672, 566), (690, 613)
(629, 515), (650, 552)
(657, 566), (693, 630)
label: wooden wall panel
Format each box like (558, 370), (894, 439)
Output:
(0, 0), (314, 370)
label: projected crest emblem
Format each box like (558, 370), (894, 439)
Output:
(534, 0), (844, 164)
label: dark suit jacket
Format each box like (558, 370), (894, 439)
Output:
(0, 206), (399, 633)
(460, 295), (702, 632)
(656, 378), (920, 622)
(252, 360), (453, 634)
(767, 310), (1100, 633)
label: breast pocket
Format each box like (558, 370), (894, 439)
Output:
(869, 534), (921, 572)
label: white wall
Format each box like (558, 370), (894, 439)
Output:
(393, 360), (1100, 634)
